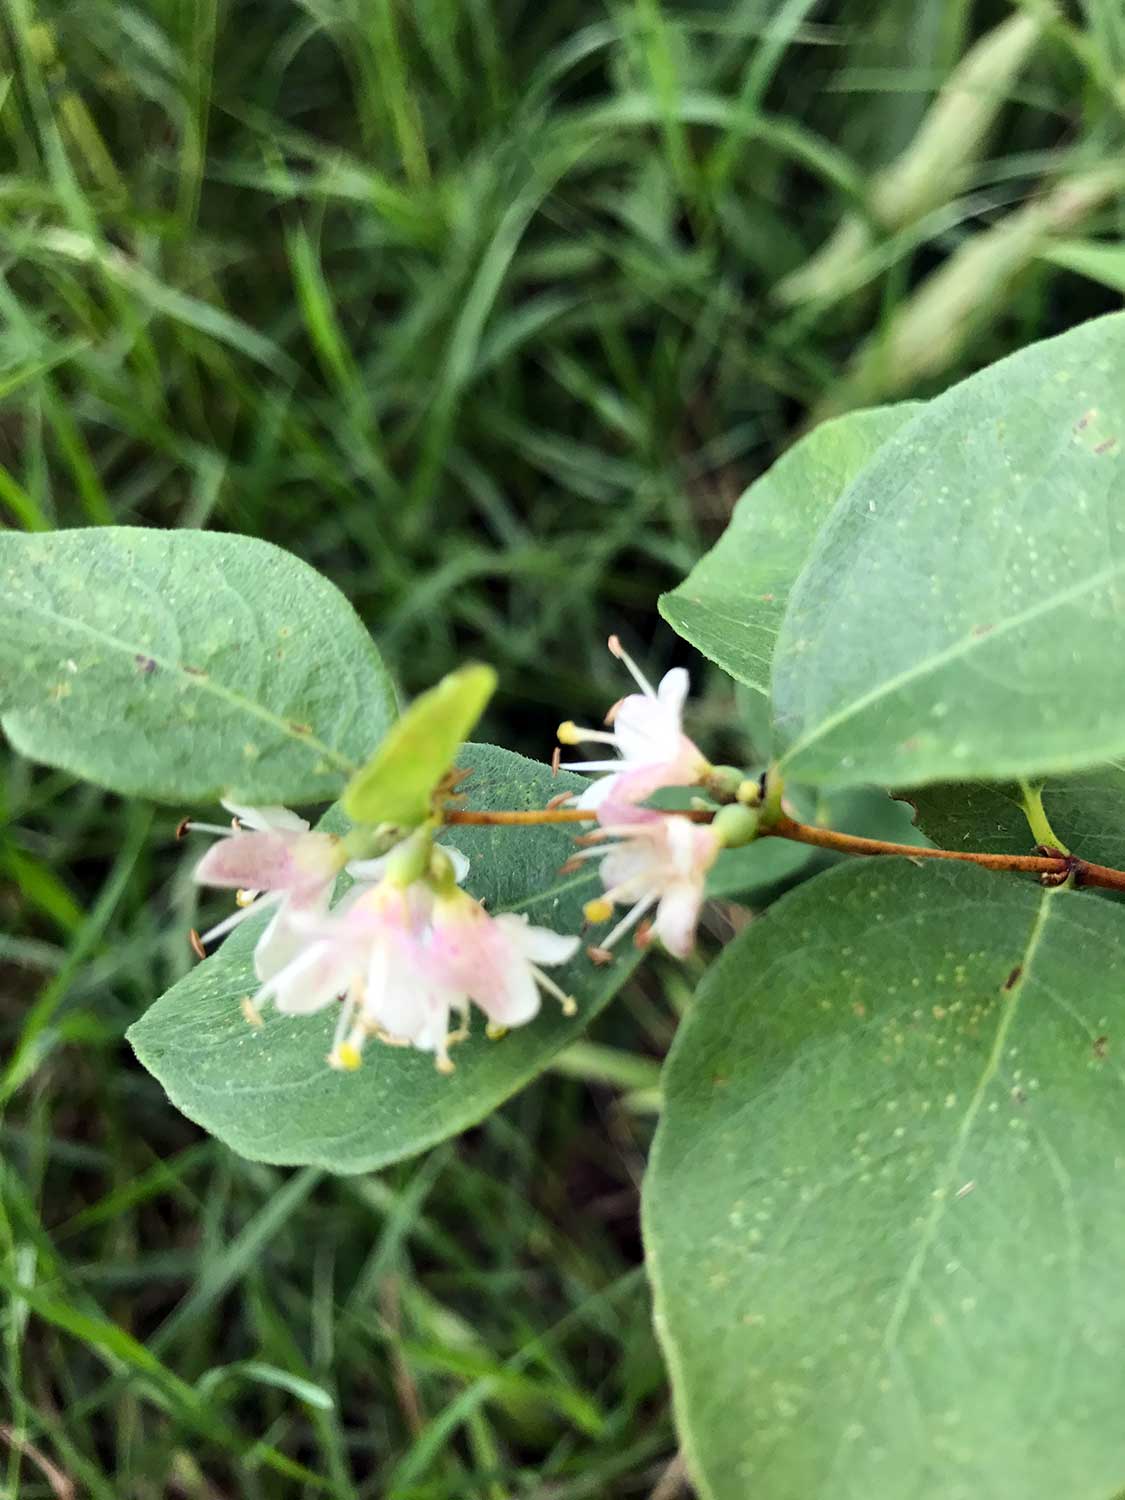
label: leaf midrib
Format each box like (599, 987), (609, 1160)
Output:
(3, 593), (357, 775)
(825, 884), (1056, 1485)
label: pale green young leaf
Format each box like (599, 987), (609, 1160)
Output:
(342, 663), (496, 827)
(128, 745), (637, 1173)
(646, 859), (1125, 1499)
(0, 528), (395, 804)
(773, 313), (1125, 788)
(659, 403), (922, 693)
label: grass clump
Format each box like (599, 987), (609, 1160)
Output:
(2, 1), (1124, 1492)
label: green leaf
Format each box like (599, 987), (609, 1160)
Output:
(909, 762), (1125, 865)
(128, 744), (638, 1173)
(0, 528), (395, 804)
(646, 859), (1125, 1499)
(659, 403), (922, 694)
(772, 313), (1125, 789)
(342, 663), (496, 826)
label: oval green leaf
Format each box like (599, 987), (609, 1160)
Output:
(659, 403), (922, 694)
(128, 744), (637, 1173)
(772, 312), (1125, 788)
(342, 663), (496, 827)
(0, 527), (395, 804)
(646, 858), (1125, 1498)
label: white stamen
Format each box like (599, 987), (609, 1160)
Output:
(184, 821), (237, 837)
(559, 758), (638, 773)
(332, 990), (359, 1052)
(198, 892), (280, 947)
(561, 726), (618, 746)
(608, 634), (656, 697)
(530, 964), (578, 1015)
(601, 892), (659, 950)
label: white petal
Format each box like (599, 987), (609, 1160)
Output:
(263, 940), (355, 1015)
(253, 901), (302, 982)
(493, 912), (580, 966)
(612, 691), (681, 763)
(654, 882), (703, 958)
(575, 773), (623, 810)
(253, 886), (331, 982)
(365, 940), (449, 1049)
(438, 843), (470, 883)
(664, 816), (701, 876)
(345, 854), (390, 883)
(656, 667), (690, 715)
(364, 942), (419, 1037)
(477, 949), (541, 1027)
(221, 800), (309, 833)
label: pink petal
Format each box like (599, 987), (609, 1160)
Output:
(194, 830), (300, 891)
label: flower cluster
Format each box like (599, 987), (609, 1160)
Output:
(185, 637), (741, 1071)
(187, 814), (579, 1072)
(557, 636), (721, 959)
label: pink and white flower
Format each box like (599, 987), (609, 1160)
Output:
(557, 636), (709, 820)
(243, 843), (577, 1073)
(189, 800), (346, 980)
(253, 878), (454, 1071)
(576, 813), (720, 958)
(429, 888), (581, 1034)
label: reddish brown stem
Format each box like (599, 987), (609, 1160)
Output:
(766, 816), (1125, 894)
(442, 806), (713, 824)
(441, 804), (1125, 894)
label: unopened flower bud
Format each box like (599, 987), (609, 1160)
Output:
(712, 804), (760, 849)
(702, 765), (744, 802)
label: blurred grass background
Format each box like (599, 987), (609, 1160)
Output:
(1, 0), (1124, 1494)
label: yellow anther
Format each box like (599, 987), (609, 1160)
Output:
(583, 896), (613, 924)
(330, 1041), (363, 1072)
(556, 720), (582, 746)
(486, 1022), (509, 1041)
(236, 888), (257, 908)
(435, 1054), (456, 1075)
(561, 996), (578, 1017)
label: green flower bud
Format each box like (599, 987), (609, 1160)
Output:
(712, 804), (760, 850)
